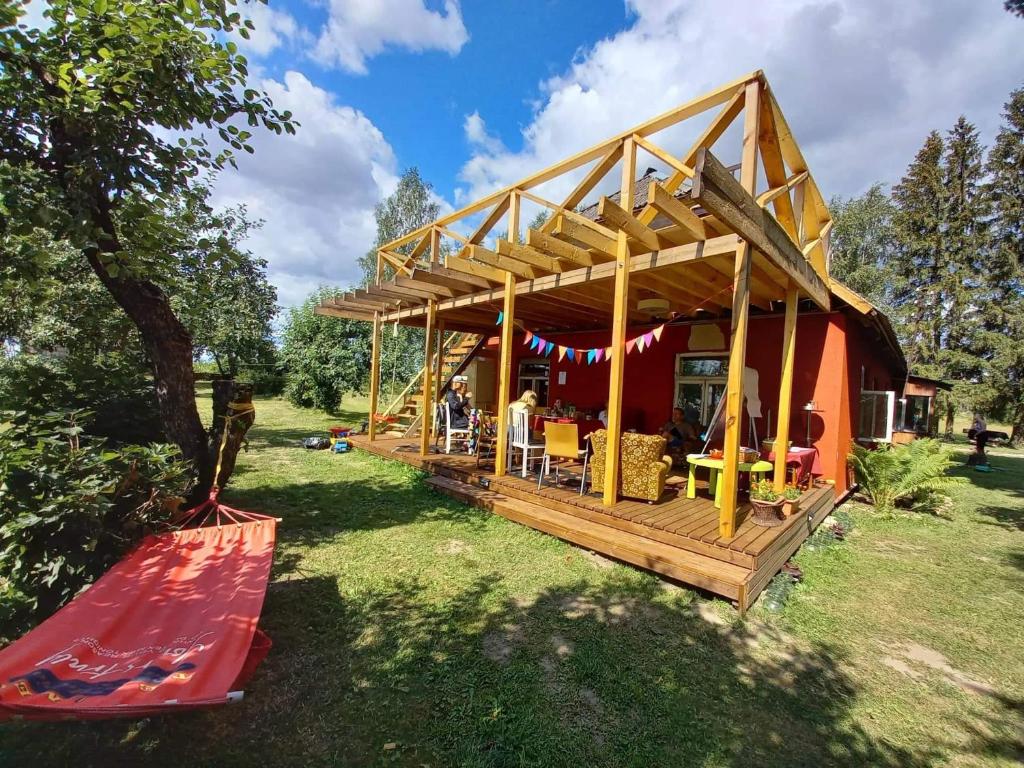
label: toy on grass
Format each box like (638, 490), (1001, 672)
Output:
(330, 426), (353, 454)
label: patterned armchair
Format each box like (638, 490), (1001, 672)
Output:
(588, 430), (673, 502)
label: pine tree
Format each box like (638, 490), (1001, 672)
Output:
(828, 183), (901, 310)
(936, 117), (991, 433)
(892, 132), (946, 379)
(982, 87), (1024, 443)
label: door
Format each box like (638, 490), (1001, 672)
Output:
(674, 355), (728, 429)
(518, 359), (550, 406)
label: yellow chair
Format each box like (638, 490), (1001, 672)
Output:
(586, 429), (672, 502)
(537, 422), (586, 490)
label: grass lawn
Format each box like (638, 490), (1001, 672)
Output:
(2, 392), (1022, 767)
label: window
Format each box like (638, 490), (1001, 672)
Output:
(899, 395), (932, 434)
(858, 390), (895, 443)
(518, 359), (549, 406)
(674, 355), (728, 427)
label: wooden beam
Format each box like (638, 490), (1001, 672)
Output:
(314, 305), (376, 322)
(430, 263), (500, 289)
(495, 193), (521, 478)
(757, 94), (799, 241)
(691, 148), (830, 311)
(773, 284), (799, 492)
(420, 300), (437, 456)
(632, 133), (694, 178)
(397, 272), (458, 298)
(373, 282), (442, 302)
(553, 215), (617, 258)
(496, 239), (564, 272)
(526, 229), (598, 267)
(469, 244), (543, 279)
(444, 255), (507, 284)
(719, 79), (761, 540)
(603, 136), (637, 506)
(637, 87), (746, 227)
(648, 181), (707, 241)
(379, 250), (413, 277)
(541, 141), (624, 234)
(434, 320), (446, 404)
(409, 231), (432, 264)
(368, 313), (382, 441)
(597, 195), (663, 252)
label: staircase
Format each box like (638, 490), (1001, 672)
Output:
(378, 332), (486, 437)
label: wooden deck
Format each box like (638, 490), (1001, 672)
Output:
(350, 434), (835, 611)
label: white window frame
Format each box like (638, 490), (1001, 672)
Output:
(858, 390), (895, 443)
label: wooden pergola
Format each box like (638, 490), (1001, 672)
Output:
(318, 70), (833, 539)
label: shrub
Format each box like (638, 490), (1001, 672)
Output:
(848, 439), (966, 514)
(0, 410), (190, 631)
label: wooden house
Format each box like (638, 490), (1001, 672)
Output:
(319, 71), (912, 610)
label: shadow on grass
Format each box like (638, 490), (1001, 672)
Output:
(949, 451), (1024, 532)
(7, 571), (1012, 767)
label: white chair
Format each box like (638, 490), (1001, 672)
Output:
(443, 400), (473, 454)
(507, 407), (545, 477)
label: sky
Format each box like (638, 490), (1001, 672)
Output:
(46, 0), (1024, 308)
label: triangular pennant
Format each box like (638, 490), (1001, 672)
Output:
(626, 338), (636, 354)
(558, 345), (567, 362)
(594, 348), (604, 363)
(652, 324), (664, 342)
(636, 335), (646, 353)
(531, 336), (542, 351)
(544, 341), (554, 356)
(566, 347), (575, 363)
(605, 346), (613, 361)
(524, 331), (534, 346)
(574, 350), (584, 363)
(644, 330), (655, 348)
(587, 349), (596, 364)
(496, 311), (504, 325)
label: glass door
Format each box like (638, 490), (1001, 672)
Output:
(518, 359), (550, 406)
(674, 355), (728, 429)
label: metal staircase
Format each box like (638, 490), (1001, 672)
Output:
(377, 332), (486, 437)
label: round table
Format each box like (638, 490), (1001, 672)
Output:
(685, 454), (774, 508)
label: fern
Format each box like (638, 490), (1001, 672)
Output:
(848, 439), (966, 513)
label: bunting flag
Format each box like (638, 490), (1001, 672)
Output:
(586, 349), (596, 364)
(496, 311), (504, 326)
(544, 341), (554, 356)
(644, 330), (655, 348)
(558, 345), (567, 362)
(594, 348), (604, 363)
(605, 346), (613, 361)
(574, 350), (584, 363)
(524, 331), (534, 346)
(566, 347), (575, 362)
(636, 336), (646, 353)
(625, 338), (636, 355)
(507, 317), (674, 364)
(652, 324), (664, 342)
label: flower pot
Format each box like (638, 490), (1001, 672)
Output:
(750, 497), (785, 527)
(782, 498), (801, 517)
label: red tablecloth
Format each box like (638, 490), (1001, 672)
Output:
(531, 415), (605, 447)
(761, 446), (822, 483)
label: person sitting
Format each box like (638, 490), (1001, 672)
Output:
(446, 376), (472, 430)
(510, 389), (538, 414)
(597, 403), (608, 427)
(660, 407), (699, 466)
(548, 397), (565, 417)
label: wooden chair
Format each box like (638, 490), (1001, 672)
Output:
(475, 412), (498, 468)
(508, 407), (545, 477)
(537, 422), (587, 490)
(442, 401), (472, 454)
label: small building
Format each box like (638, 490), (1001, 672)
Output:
(320, 72), (915, 610)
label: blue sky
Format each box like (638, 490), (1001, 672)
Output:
(192, 0), (1024, 306)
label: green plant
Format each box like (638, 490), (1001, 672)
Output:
(783, 486), (802, 501)
(750, 478), (782, 502)
(0, 409), (189, 627)
(847, 438), (966, 513)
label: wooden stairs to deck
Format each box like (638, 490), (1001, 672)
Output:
(381, 332), (485, 437)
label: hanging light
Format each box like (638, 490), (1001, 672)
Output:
(637, 298), (670, 316)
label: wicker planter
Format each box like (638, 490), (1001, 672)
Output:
(782, 497), (801, 517)
(750, 497), (785, 527)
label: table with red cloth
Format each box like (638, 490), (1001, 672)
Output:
(760, 445), (822, 485)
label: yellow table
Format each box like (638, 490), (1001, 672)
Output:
(685, 454), (774, 508)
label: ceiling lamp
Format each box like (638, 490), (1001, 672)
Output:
(637, 298), (670, 316)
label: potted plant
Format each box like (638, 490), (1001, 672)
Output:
(782, 486), (802, 517)
(749, 479), (785, 527)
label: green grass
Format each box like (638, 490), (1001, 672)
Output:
(2, 393), (1022, 767)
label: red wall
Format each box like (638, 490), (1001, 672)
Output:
(493, 310), (901, 494)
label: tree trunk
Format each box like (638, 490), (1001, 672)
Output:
(211, 379), (255, 487)
(1012, 411), (1024, 448)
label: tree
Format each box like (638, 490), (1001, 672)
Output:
(1006, 0), (1024, 18)
(981, 87), (1024, 443)
(281, 288), (371, 411)
(0, 1), (294, 494)
(828, 184), (901, 310)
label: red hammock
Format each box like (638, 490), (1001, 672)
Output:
(0, 501), (276, 721)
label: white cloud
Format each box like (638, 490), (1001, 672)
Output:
(463, 111), (505, 154)
(234, 3), (312, 58)
(457, 0), (1024, 202)
(211, 71), (398, 307)
(314, 0), (469, 74)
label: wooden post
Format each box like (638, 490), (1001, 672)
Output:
(494, 191), (520, 477)
(430, 227), (441, 265)
(419, 300), (437, 455)
(434, 320), (446, 403)
(773, 284), (799, 492)
(603, 138), (635, 505)
(718, 79), (761, 538)
(368, 312), (382, 441)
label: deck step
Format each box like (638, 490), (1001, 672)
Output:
(425, 475), (749, 600)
